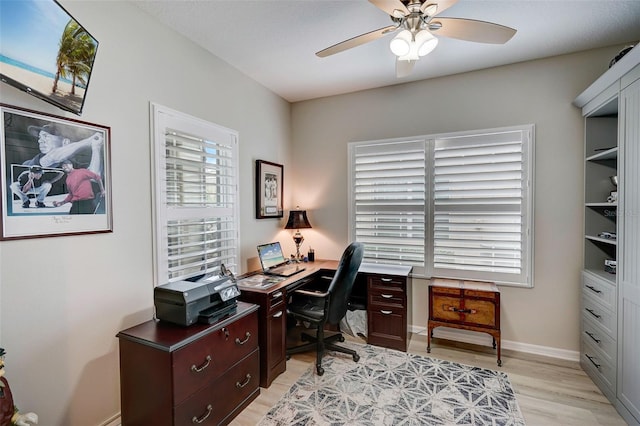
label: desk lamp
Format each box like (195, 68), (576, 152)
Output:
(285, 208), (312, 261)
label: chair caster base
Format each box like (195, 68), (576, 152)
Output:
(353, 354), (360, 362)
(316, 366), (324, 375)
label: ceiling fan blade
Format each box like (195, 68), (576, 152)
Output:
(316, 25), (398, 57)
(421, 0), (458, 16)
(430, 17), (516, 44)
(369, 0), (409, 18)
(396, 59), (416, 78)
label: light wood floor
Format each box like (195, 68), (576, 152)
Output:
(231, 333), (627, 425)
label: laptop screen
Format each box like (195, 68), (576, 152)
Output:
(257, 242), (287, 270)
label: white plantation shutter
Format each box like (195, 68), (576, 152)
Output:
(349, 139), (427, 276)
(432, 127), (533, 285)
(152, 104), (239, 283)
(349, 125), (533, 286)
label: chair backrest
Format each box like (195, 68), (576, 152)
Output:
(326, 242), (364, 325)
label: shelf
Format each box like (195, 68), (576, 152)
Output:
(586, 235), (617, 245)
(586, 147), (618, 161)
(586, 202), (617, 208)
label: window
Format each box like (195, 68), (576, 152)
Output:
(349, 138), (428, 277)
(349, 125), (534, 287)
(151, 104), (239, 284)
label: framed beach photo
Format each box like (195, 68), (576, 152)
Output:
(0, 104), (112, 240)
(256, 160), (283, 219)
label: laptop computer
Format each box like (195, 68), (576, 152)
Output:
(257, 242), (306, 277)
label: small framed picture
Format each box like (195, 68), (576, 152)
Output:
(256, 159), (283, 219)
(0, 104), (112, 240)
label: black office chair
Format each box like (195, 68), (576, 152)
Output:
(286, 242), (364, 375)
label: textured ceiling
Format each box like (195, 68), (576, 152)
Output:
(133, 0), (640, 102)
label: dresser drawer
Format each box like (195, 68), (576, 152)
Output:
(431, 295), (497, 328)
(172, 311), (258, 403)
(582, 296), (616, 337)
(174, 349), (260, 426)
(582, 271), (616, 312)
(582, 315), (616, 363)
(581, 339), (616, 392)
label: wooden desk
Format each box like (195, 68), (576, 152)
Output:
(427, 278), (502, 366)
(237, 260), (412, 388)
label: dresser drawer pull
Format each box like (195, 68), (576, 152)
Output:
(235, 332), (251, 345)
(380, 310), (393, 315)
(585, 353), (601, 369)
(273, 310), (283, 318)
(585, 331), (601, 344)
(585, 285), (602, 294)
(381, 294), (393, 299)
(191, 404), (212, 424)
(585, 308), (601, 319)
(191, 355), (212, 373)
(446, 306), (476, 314)
(236, 373), (252, 388)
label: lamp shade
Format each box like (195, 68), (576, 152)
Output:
(285, 210), (312, 229)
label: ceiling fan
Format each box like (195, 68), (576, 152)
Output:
(316, 0), (517, 78)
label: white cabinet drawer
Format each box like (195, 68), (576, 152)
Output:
(582, 271), (616, 312)
(582, 315), (616, 363)
(582, 296), (616, 337)
(581, 339), (616, 392)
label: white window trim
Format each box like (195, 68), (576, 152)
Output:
(150, 103), (240, 285)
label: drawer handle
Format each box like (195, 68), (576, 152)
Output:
(273, 310), (283, 318)
(585, 285), (602, 294)
(585, 331), (601, 344)
(191, 355), (212, 373)
(235, 332), (251, 345)
(585, 353), (601, 369)
(272, 291), (283, 299)
(381, 278), (393, 282)
(191, 404), (212, 424)
(236, 373), (252, 388)
(446, 306), (476, 314)
(380, 310), (393, 315)
(585, 308), (601, 319)
(381, 294), (393, 299)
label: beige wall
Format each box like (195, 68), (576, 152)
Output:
(0, 1), (291, 425)
(289, 46), (624, 354)
(0, 0), (629, 424)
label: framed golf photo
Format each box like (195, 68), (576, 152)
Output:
(0, 104), (112, 240)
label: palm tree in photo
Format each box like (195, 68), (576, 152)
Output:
(52, 20), (96, 95)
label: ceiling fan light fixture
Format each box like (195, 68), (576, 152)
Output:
(390, 30), (412, 56)
(416, 31), (438, 56)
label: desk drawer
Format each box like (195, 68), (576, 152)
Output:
(369, 275), (406, 291)
(431, 295), (497, 328)
(368, 307), (406, 352)
(172, 311), (258, 403)
(368, 285), (404, 307)
(174, 349), (260, 425)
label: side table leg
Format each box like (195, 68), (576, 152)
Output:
(427, 323), (432, 353)
(496, 335), (502, 366)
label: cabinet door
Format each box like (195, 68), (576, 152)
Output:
(618, 77), (640, 423)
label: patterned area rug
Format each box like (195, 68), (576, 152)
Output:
(259, 342), (525, 426)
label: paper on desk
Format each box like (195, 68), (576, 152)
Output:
(237, 274), (283, 288)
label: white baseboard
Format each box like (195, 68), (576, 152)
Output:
(101, 413), (120, 426)
(409, 325), (580, 362)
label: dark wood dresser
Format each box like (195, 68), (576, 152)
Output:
(427, 278), (501, 366)
(116, 302), (259, 426)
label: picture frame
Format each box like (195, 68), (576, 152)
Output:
(256, 159), (283, 219)
(0, 104), (112, 240)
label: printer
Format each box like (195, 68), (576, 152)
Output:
(154, 275), (241, 326)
